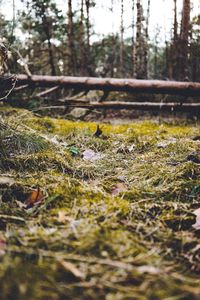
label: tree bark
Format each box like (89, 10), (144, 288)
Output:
(67, 0), (77, 75)
(144, 0), (150, 78)
(135, 0), (146, 79)
(84, 0), (95, 76)
(79, 0), (85, 75)
(120, 0), (124, 77)
(132, 0), (135, 77)
(41, 3), (56, 76)
(85, 0), (90, 51)
(179, 0), (191, 80)
(15, 74), (200, 96)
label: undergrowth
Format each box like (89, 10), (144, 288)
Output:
(0, 107), (199, 300)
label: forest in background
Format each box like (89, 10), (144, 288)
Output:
(0, 0), (199, 82)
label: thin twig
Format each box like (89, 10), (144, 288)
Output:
(36, 86), (59, 97)
(14, 84), (29, 91)
(0, 75), (17, 101)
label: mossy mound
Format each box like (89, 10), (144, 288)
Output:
(0, 107), (199, 300)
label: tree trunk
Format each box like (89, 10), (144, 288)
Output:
(144, 0), (150, 78)
(15, 74), (200, 96)
(110, 0), (115, 77)
(67, 0), (77, 75)
(85, 0), (90, 50)
(132, 0), (135, 77)
(179, 0), (191, 80)
(119, 0), (124, 77)
(79, 0), (85, 75)
(154, 30), (158, 78)
(85, 0), (94, 75)
(46, 36), (56, 76)
(135, 0), (146, 79)
(41, 4), (56, 76)
(173, 0), (178, 41)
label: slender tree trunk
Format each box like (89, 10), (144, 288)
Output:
(179, 0), (191, 80)
(132, 0), (135, 77)
(154, 30), (158, 78)
(85, 0), (93, 75)
(170, 0), (178, 79)
(46, 36), (56, 76)
(135, 0), (146, 79)
(41, 4), (56, 76)
(119, 0), (124, 77)
(79, 0), (85, 75)
(166, 42), (173, 80)
(85, 0), (90, 51)
(67, 0), (77, 75)
(110, 0), (115, 77)
(135, 0), (141, 78)
(144, 0), (150, 78)
(173, 0), (178, 41)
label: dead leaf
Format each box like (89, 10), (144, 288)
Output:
(25, 187), (44, 207)
(58, 211), (71, 223)
(57, 260), (85, 280)
(0, 238), (6, 256)
(83, 149), (102, 161)
(192, 208), (200, 230)
(0, 176), (15, 187)
(138, 265), (160, 275)
(156, 138), (177, 149)
(111, 182), (127, 196)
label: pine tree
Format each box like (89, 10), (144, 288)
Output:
(20, 0), (65, 75)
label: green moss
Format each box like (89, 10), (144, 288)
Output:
(0, 107), (199, 299)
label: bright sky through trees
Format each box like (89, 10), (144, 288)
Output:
(1, 0), (200, 43)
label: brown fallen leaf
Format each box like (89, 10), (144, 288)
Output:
(25, 187), (44, 207)
(57, 211), (72, 223)
(57, 260), (85, 280)
(82, 149), (102, 161)
(0, 176), (15, 187)
(111, 182), (127, 196)
(0, 238), (6, 256)
(192, 208), (200, 230)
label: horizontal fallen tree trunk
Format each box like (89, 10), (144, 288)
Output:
(15, 74), (200, 96)
(33, 101), (200, 113)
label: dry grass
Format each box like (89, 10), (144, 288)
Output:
(0, 107), (199, 300)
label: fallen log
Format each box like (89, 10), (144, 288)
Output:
(32, 101), (200, 113)
(15, 74), (200, 96)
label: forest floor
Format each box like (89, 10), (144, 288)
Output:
(0, 106), (199, 300)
